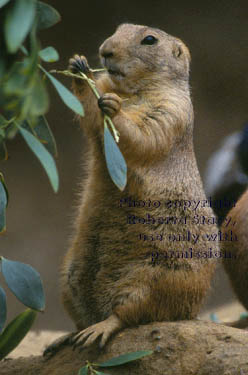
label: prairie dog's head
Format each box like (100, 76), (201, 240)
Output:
(99, 23), (191, 92)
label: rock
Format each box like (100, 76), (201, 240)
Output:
(1, 320), (248, 375)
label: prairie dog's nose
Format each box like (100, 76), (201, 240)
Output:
(99, 39), (115, 59)
(101, 50), (113, 59)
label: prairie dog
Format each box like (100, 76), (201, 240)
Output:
(60, 23), (218, 349)
(221, 190), (248, 310)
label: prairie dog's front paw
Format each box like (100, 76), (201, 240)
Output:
(98, 93), (122, 117)
(68, 54), (91, 75)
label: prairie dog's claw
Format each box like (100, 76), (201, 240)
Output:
(71, 315), (123, 349)
(68, 54), (90, 75)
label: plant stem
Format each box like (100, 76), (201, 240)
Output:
(49, 69), (120, 142)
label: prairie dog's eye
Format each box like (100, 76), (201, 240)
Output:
(141, 35), (158, 45)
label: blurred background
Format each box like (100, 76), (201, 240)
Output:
(0, 0), (247, 331)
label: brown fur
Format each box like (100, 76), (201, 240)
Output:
(61, 24), (218, 348)
(221, 189), (248, 312)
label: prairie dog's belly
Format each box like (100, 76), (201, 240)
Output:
(64, 196), (218, 279)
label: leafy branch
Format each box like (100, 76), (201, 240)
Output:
(51, 69), (127, 191)
(0, 0), (85, 233)
(78, 350), (153, 374)
(0, 0), (83, 359)
(52, 69), (120, 142)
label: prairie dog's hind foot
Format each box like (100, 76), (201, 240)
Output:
(71, 314), (123, 349)
(98, 93), (122, 117)
(43, 332), (76, 358)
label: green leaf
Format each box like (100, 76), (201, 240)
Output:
(0, 115), (10, 127)
(4, 62), (29, 95)
(1, 257), (45, 311)
(39, 46), (59, 62)
(4, 0), (36, 53)
(41, 67), (84, 117)
(32, 116), (57, 157)
(0, 286), (7, 333)
(29, 77), (49, 117)
(97, 350), (153, 367)
(5, 123), (19, 140)
(20, 45), (28, 56)
(0, 0), (10, 8)
(0, 180), (7, 233)
(0, 173), (9, 206)
(19, 127), (59, 192)
(95, 372), (111, 375)
(78, 367), (88, 375)
(0, 308), (36, 360)
(37, 1), (61, 30)
(104, 122), (127, 191)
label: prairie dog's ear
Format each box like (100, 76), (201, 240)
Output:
(172, 40), (191, 63)
(172, 42), (183, 59)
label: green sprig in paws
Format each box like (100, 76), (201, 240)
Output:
(51, 68), (127, 191)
